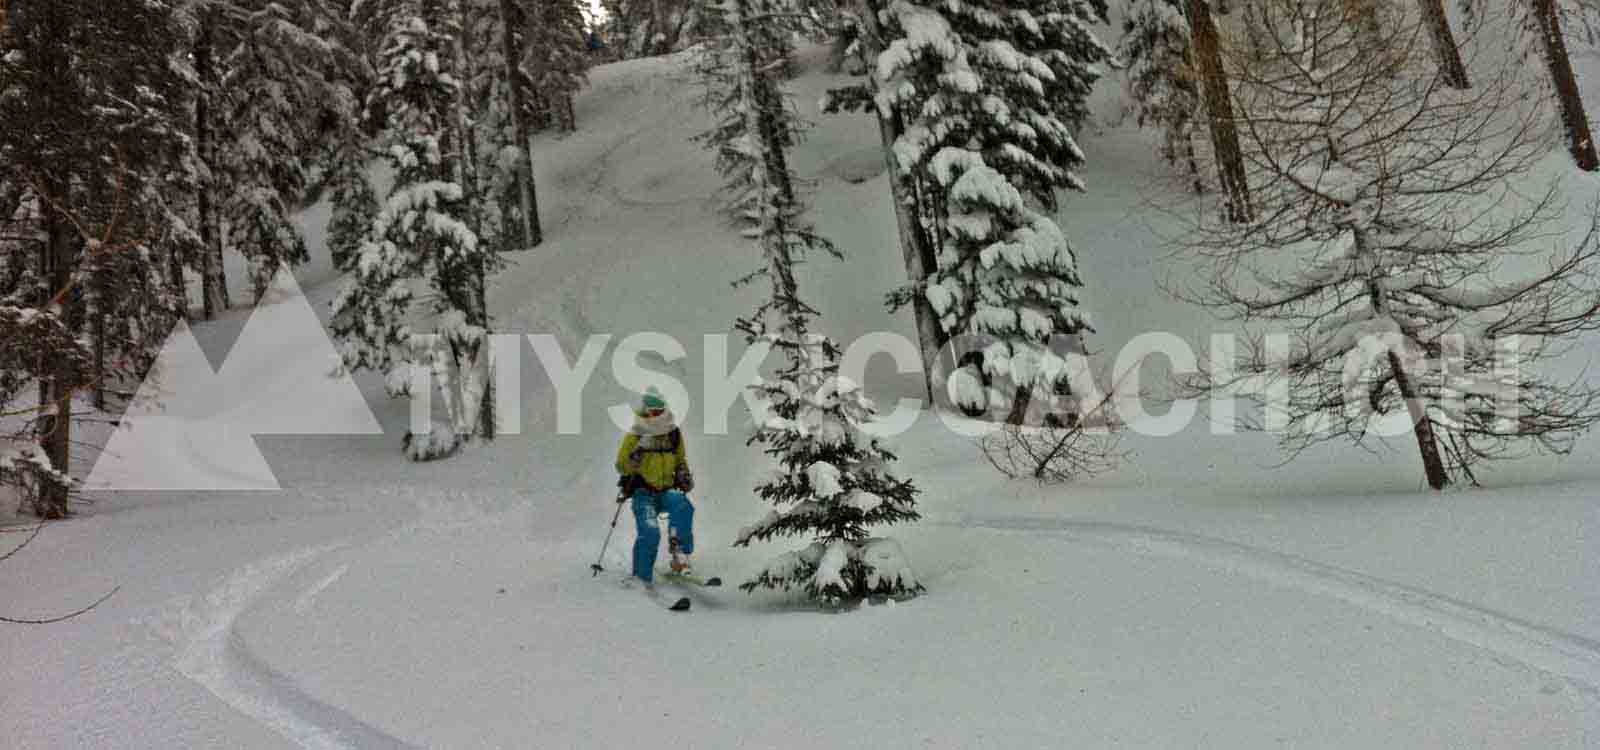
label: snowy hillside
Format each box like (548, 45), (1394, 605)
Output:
(4, 41), (1600, 749)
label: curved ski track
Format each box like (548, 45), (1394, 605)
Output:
(171, 546), (422, 750)
(950, 516), (1600, 699)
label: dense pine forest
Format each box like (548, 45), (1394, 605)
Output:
(3, 3), (1600, 745)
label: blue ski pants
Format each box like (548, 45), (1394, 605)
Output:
(632, 488), (694, 582)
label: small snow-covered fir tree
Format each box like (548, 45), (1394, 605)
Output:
(875, 0), (1107, 424)
(735, 333), (925, 603)
(1179, 0), (1600, 489)
(333, 0), (500, 459)
(698, 0), (923, 604)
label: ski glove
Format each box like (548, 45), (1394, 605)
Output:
(674, 464), (695, 493)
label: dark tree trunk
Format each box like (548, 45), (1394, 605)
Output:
(37, 204), (74, 518)
(1388, 351), (1450, 490)
(1417, 0), (1470, 89)
(855, 0), (947, 402)
(744, 35), (795, 207)
(650, 0), (665, 54)
(1530, 0), (1598, 171)
(166, 236), (188, 320)
(1178, 125), (1203, 194)
(1005, 385), (1032, 426)
(195, 9), (229, 318)
(92, 293), (104, 411)
(736, 0), (807, 336)
(499, 0), (543, 249)
(1188, 0), (1253, 223)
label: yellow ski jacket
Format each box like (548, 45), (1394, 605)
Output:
(616, 430), (685, 492)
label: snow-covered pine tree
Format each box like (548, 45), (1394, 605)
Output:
(875, 0), (1106, 425)
(1119, 0), (1205, 192)
(1179, 0), (1600, 490)
(333, 0), (500, 459)
(697, 0), (923, 605)
(306, 2), (382, 272)
(735, 329), (927, 604)
(181, 0), (360, 307)
(216, 31), (312, 301)
(0, 0), (188, 515)
(820, 0), (946, 401)
(324, 109), (380, 271)
(602, 0), (710, 57)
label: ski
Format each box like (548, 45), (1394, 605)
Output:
(660, 572), (721, 587)
(641, 584), (692, 611)
(658, 572), (723, 611)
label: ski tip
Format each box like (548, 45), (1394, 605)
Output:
(703, 577), (722, 587)
(669, 597), (691, 612)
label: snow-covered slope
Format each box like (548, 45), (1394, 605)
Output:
(3, 44), (1599, 749)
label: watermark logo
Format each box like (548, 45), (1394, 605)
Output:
(85, 270), (383, 491)
(84, 269), (1527, 491)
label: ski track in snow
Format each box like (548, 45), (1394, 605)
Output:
(952, 516), (1600, 700)
(169, 546), (421, 750)
(293, 564), (350, 616)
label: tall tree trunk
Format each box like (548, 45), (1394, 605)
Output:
(1388, 351), (1450, 490)
(854, 0), (946, 402)
(37, 203), (73, 518)
(499, 0), (543, 249)
(1005, 386), (1032, 426)
(1417, 0), (1470, 89)
(1358, 227), (1448, 491)
(450, 0), (494, 440)
(1530, 0), (1598, 171)
(195, 9), (229, 318)
(167, 235), (188, 319)
(734, 0), (807, 337)
(650, 0), (665, 54)
(91, 287), (105, 411)
(1188, 0), (1253, 223)
(745, 41), (795, 207)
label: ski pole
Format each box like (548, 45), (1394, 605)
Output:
(590, 493), (628, 576)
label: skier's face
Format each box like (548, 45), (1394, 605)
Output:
(643, 408), (665, 418)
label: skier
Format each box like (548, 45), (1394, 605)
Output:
(615, 388), (695, 585)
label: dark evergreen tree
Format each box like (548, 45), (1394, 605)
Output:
(699, 0), (923, 604)
(0, 0), (188, 515)
(525, 0), (589, 132)
(181, 0), (360, 307)
(332, 0), (500, 459)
